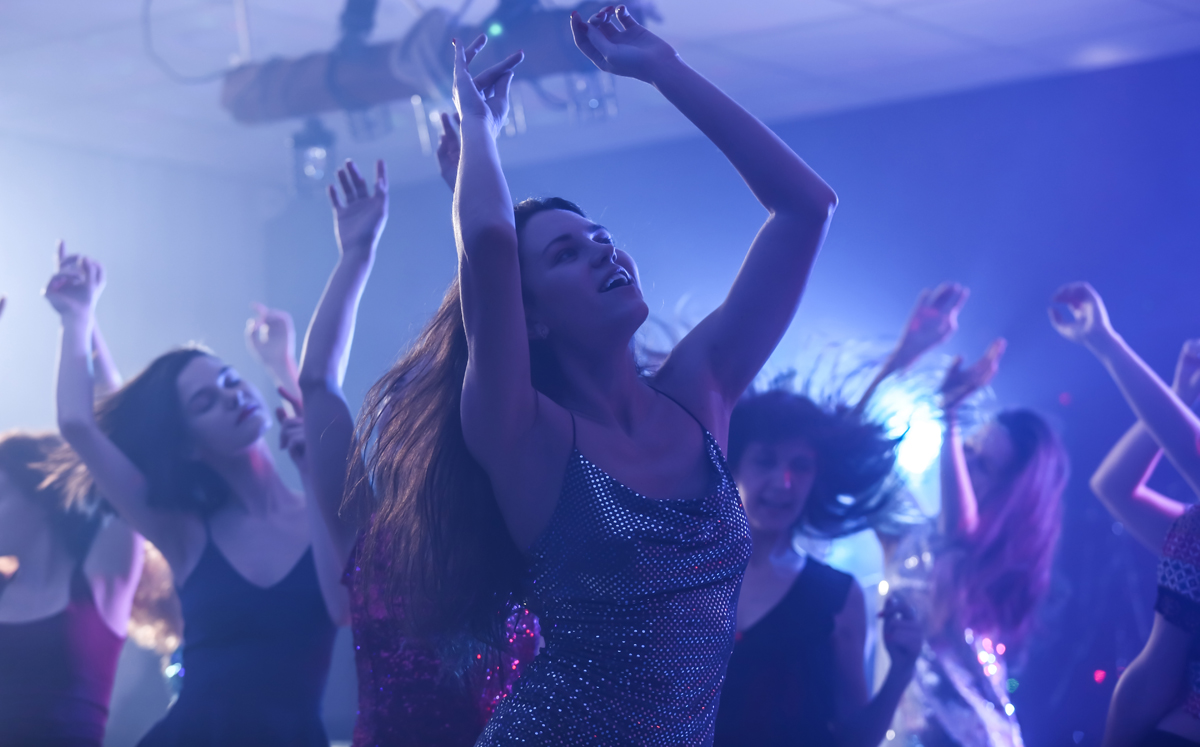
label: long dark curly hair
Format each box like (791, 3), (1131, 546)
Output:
(727, 389), (901, 538)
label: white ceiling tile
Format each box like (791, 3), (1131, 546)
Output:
(1019, 16), (1200, 70)
(651, 0), (861, 40)
(896, 0), (1185, 47)
(706, 12), (980, 77)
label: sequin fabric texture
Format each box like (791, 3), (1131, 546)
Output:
(476, 427), (752, 746)
(1156, 503), (1200, 718)
(885, 524), (1023, 747)
(343, 540), (540, 747)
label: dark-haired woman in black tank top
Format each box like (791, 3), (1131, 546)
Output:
(715, 284), (971, 746)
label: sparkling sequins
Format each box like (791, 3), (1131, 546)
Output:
(476, 428), (752, 746)
(343, 543), (540, 746)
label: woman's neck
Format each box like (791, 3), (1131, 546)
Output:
(205, 440), (292, 515)
(747, 525), (802, 568)
(555, 343), (648, 431)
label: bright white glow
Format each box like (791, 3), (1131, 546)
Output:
(875, 389), (944, 476)
(1004, 703), (1016, 716)
(878, 580), (890, 596)
(886, 730), (896, 741)
(1071, 44), (1137, 70)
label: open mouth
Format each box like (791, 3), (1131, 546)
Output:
(236, 404), (260, 425)
(599, 268), (633, 293)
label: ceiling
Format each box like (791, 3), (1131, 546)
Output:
(3, 0), (1198, 188)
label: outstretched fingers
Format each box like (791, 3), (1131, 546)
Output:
(571, 11), (611, 70)
(375, 159), (388, 194)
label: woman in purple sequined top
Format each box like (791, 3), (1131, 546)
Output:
(293, 158), (537, 746)
(1055, 283), (1200, 745)
(348, 10), (836, 743)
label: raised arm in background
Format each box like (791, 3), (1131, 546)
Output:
(938, 338), (1007, 538)
(45, 246), (203, 575)
(1051, 282), (1200, 500)
(855, 283), (969, 414)
(1087, 339), (1200, 553)
(295, 159), (389, 568)
(568, 8), (838, 418)
(246, 303), (301, 404)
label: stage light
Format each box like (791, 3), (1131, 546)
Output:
(487, 21), (504, 36)
(1004, 703), (1015, 716)
(877, 580), (889, 596)
(1093, 669), (1107, 684)
(1006, 678), (1019, 693)
(875, 391), (943, 476)
(290, 118), (336, 193)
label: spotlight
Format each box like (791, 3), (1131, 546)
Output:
(290, 117), (336, 193)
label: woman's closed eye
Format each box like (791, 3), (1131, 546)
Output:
(554, 246), (578, 265)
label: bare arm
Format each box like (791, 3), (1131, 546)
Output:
(571, 8), (836, 409)
(855, 283), (969, 414)
(1103, 613), (1189, 747)
(936, 339), (1006, 538)
(245, 304), (301, 402)
(1052, 283), (1200, 499)
(831, 585), (921, 747)
(90, 324), (123, 396)
(451, 39), (541, 459)
(46, 248), (201, 573)
(296, 159), (389, 567)
(1090, 423), (1185, 553)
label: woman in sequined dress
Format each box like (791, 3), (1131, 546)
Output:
(292, 157), (537, 747)
(1050, 282), (1200, 746)
(714, 284), (976, 747)
(884, 337), (1069, 747)
(348, 7), (837, 744)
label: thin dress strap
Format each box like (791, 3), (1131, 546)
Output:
(649, 386), (707, 433)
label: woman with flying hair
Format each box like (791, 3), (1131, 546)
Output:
(886, 326), (1069, 745)
(714, 283), (976, 747)
(0, 285), (143, 746)
(45, 244), (346, 746)
(348, 6), (837, 743)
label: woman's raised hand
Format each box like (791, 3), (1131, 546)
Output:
(44, 241), (104, 319)
(570, 5), (676, 83)
(245, 303), (296, 376)
(941, 338), (1006, 413)
(891, 283), (970, 372)
(329, 159), (389, 259)
(451, 35), (524, 138)
(1048, 281), (1116, 349)
(1173, 339), (1200, 406)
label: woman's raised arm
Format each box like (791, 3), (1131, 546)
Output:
(1051, 282), (1200, 499)
(451, 37), (537, 464)
(571, 7), (837, 410)
(45, 244), (201, 571)
(296, 159), (389, 568)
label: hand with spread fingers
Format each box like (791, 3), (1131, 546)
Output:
(941, 338), (1007, 414)
(329, 159), (389, 260)
(451, 35), (524, 138)
(570, 4), (677, 83)
(892, 283), (970, 373)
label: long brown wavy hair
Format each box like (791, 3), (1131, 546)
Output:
(930, 409), (1069, 649)
(347, 198), (586, 654)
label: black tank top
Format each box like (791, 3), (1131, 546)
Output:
(714, 558), (854, 747)
(0, 565), (124, 747)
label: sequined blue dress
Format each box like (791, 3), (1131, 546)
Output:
(476, 401), (752, 746)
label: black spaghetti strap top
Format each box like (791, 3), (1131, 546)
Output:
(0, 564), (123, 747)
(136, 531), (336, 747)
(713, 558), (855, 747)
